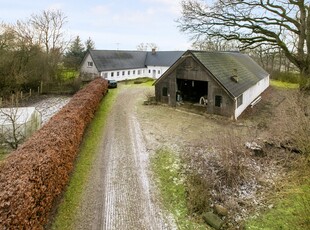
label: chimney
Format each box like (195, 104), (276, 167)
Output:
(152, 48), (156, 55)
(230, 68), (239, 83)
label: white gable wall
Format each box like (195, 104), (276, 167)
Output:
(146, 66), (170, 79)
(235, 75), (270, 119)
(80, 54), (99, 77)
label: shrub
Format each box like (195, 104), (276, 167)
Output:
(0, 78), (108, 229)
(271, 71), (300, 84)
(300, 75), (310, 92)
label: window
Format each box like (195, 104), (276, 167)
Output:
(87, 62), (93, 67)
(104, 73), (108, 78)
(237, 94), (243, 107)
(133, 70), (136, 75)
(148, 69), (151, 74)
(111, 72), (114, 77)
(138, 70), (141, 75)
(162, 87), (168, 96)
(122, 71), (125, 76)
(117, 72), (120, 77)
(215, 95), (222, 107)
(128, 70), (130, 75)
(158, 70), (160, 74)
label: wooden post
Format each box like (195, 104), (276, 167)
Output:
(0, 97), (2, 107)
(40, 81), (43, 94)
(11, 94), (14, 106)
(20, 91), (23, 100)
(29, 88), (32, 96)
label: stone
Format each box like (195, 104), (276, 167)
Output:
(214, 204), (228, 216)
(203, 212), (224, 230)
(245, 141), (265, 157)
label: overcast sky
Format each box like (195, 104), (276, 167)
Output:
(0, 0), (193, 51)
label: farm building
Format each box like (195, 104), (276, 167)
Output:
(80, 49), (185, 81)
(0, 107), (42, 146)
(154, 50), (270, 120)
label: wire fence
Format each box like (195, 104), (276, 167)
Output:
(0, 87), (41, 108)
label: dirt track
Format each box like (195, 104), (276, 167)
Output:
(73, 86), (175, 230)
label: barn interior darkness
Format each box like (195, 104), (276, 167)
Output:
(176, 79), (208, 102)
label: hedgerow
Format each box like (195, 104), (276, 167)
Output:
(0, 78), (108, 229)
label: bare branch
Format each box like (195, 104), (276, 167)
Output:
(179, 0), (310, 75)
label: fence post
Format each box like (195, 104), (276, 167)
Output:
(11, 94), (14, 106)
(30, 88), (32, 96)
(41, 81), (43, 94)
(20, 91), (23, 100)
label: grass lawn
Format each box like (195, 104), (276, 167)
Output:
(51, 88), (119, 230)
(270, 79), (299, 89)
(151, 148), (208, 230)
(0, 150), (8, 161)
(246, 182), (310, 230)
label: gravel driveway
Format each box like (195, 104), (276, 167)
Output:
(73, 86), (176, 230)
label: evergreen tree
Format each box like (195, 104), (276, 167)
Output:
(64, 36), (85, 70)
(85, 37), (95, 51)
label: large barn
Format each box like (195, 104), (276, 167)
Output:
(154, 50), (270, 120)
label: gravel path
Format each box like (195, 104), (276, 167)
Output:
(74, 86), (175, 230)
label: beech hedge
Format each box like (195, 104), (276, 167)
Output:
(0, 78), (108, 229)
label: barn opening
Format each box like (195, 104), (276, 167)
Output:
(176, 79), (208, 103)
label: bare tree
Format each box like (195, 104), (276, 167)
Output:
(178, 0), (310, 80)
(30, 9), (68, 54)
(0, 108), (26, 149)
(0, 23), (15, 50)
(27, 10), (69, 82)
(136, 42), (148, 51)
(191, 37), (239, 51)
(147, 43), (158, 50)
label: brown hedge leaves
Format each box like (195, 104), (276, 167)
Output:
(0, 78), (108, 229)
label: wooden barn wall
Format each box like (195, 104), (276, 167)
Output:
(155, 57), (235, 118)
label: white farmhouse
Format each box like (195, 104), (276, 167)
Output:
(80, 49), (185, 81)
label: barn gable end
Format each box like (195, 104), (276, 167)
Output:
(154, 50), (269, 119)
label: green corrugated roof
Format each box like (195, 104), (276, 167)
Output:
(191, 51), (269, 98)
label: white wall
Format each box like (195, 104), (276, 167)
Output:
(100, 68), (147, 81)
(145, 66), (169, 79)
(100, 66), (170, 81)
(235, 75), (270, 119)
(80, 54), (99, 77)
